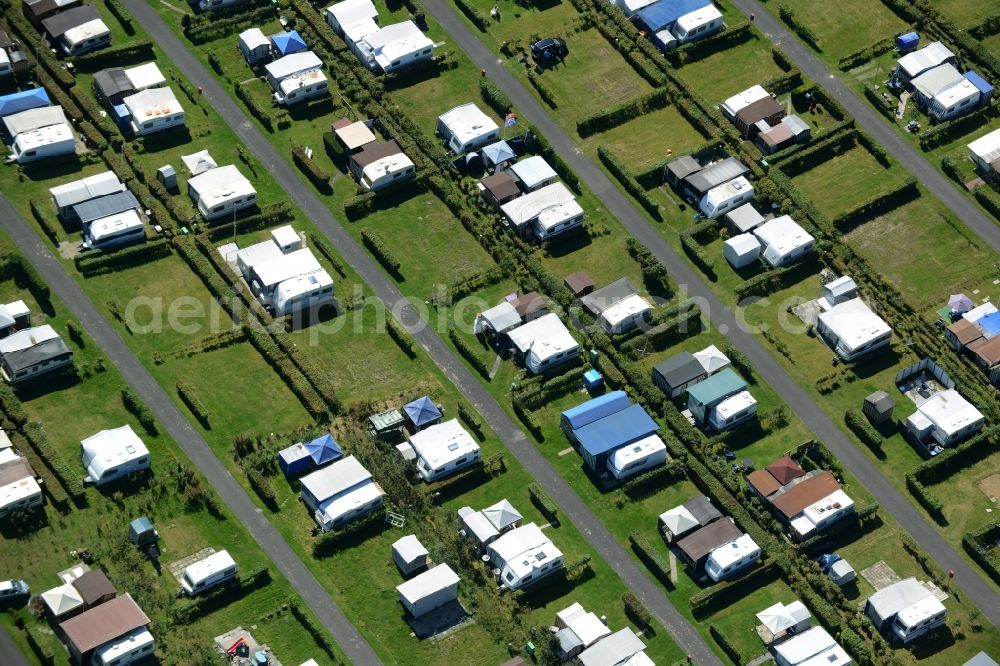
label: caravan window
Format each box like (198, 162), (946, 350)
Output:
(212, 205), (225, 213)
(423, 48), (432, 55)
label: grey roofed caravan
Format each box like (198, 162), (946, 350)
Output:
(580, 277), (639, 317)
(2, 105), (67, 138)
(725, 202), (764, 234)
(577, 627), (647, 666)
(964, 653), (1000, 666)
(683, 157), (749, 198)
(676, 517), (742, 569)
(652, 351), (707, 398)
(0, 327), (71, 375)
(665, 154), (701, 186)
(71, 191), (140, 226)
(40, 4), (100, 41)
(92, 67), (135, 108)
(684, 495), (722, 526)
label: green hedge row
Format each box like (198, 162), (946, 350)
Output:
(245, 467), (278, 510)
(920, 104), (998, 151)
(5, 12), (75, 88)
(446, 266), (505, 303)
(72, 41), (154, 70)
(620, 458), (685, 500)
(361, 230), (401, 274)
(772, 127), (857, 174)
(529, 482), (558, 522)
(177, 380), (211, 428)
(863, 85), (898, 122)
(449, 328), (490, 378)
(597, 146), (661, 219)
(454, 0), (489, 31)
(308, 234), (348, 278)
(121, 388), (158, 435)
(292, 146), (332, 192)
(235, 81), (276, 132)
(185, 6), (274, 44)
(669, 22), (752, 67)
(625, 238), (672, 296)
(628, 531), (673, 587)
(622, 592), (653, 632)
(723, 344), (756, 384)
(680, 233), (715, 278)
(577, 88), (669, 138)
(777, 4), (820, 50)
(74, 237), (170, 276)
(963, 522), (1000, 585)
(844, 409), (883, 450)
(104, 0), (134, 34)
(975, 186), (1000, 221)
(479, 77), (512, 116)
(621, 307), (701, 359)
(387, 318), (416, 359)
(831, 178), (918, 229)
(837, 36), (894, 71)
(525, 68), (558, 108)
(243, 325), (331, 420)
(343, 192), (378, 220)
(970, 13), (1000, 40)
(709, 624), (743, 665)
(690, 562), (781, 617)
(734, 265), (802, 299)
(513, 397), (544, 440)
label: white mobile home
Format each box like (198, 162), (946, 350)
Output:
(80, 425), (150, 485)
(409, 419), (481, 483)
(0, 455), (43, 517)
(5, 106), (74, 164)
(42, 7), (110, 56)
(753, 215), (815, 267)
(324, 0), (378, 35)
(709, 390), (758, 431)
(239, 28), (271, 64)
(670, 5), (724, 44)
(83, 209), (145, 251)
(0, 325), (73, 383)
(506, 312), (580, 374)
(356, 21), (434, 73)
(49, 171), (125, 221)
(180, 550), (237, 596)
(349, 140), (416, 191)
(396, 564), (460, 618)
(489, 523), (564, 590)
(699, 175), (754, 219)
(500, 181), (584, 239)
(705, 533), (761, 581)
(187, 164), (257, 220)
(600, 294), (653, 335)
(866, 578), (946, 643)
(247, 248), (322, 298)
(300, 455), (384, 531)
(773, 626), (850, 666)
(722, 233), (761, 269)
(928, 77), (981, 121)
(905, 389), (985, 449)
(437, 103), (500, 154)
(722, 85), (769, 119)
(816, 297), (892, 361)
(968, 127), (1000, 179)
(0, 50), (11, 79)
(271, 270), (335, 316)
(787, 488), (856, 540)
(265, 51), (329, 105)
(123, 87), (185, 137)
(895, 41), (955, 86)
(92, 627), (156, 666)
(607, 433), (667, 480)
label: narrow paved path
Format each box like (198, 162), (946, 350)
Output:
(730, 0), (1000, 253)
(417, 0), (1000, 626)
(0, 625), (31, 666)
(112, 2), (721, 661)
(0, 198), (381, 665)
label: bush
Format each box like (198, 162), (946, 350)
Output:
(235, 81), (275, 132)
(457, 402), (484, 438)
(963, 522), (1000, 586)
(246, 467), (278, 510)
(838, 36), (894, 71)
(921, 104), (998, 152)
(185, 5), (274, 43)
(72, 41), (154, 70)
(74, 238), (171, 276)
(308, 234), (348, 277)
(597, 146), (661, 219)
(322, 131), (347, 165)
(777, 4), (820, 50)
(628, 531), (673, 586)
(577, 88), (669, 137)
(976, 185), (1000, 221)
(626, 238), (672, 295)
(831, 178), (919, 229)
(671, 22), (752, 66)
(454, 0), (489, 31)
(104, 0), (134, 34)
(446, 267), (505, 303)
(845, 409), (883, 450)
(343, 192), (377, 220)
(121, 388), (158, 435)
(479, 77), (512, 116)
(449, 328), (490, 378)
(723, 344), (756, 384)
(30, 200), (59, 245)
(622, 592), (653, 631)
(361, 230), (401, 274)
(387, 318), (416, 358)
(177, 380), (211, 428)
(863, 84), (898, 122)
(525, 68), (558, 108)
(528, 482), (558, 522)
(709, 625), (743, 665)
(680, 233), (715, 278)
(292, 146), (332, 192)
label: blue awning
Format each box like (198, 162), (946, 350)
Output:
(0, 88), (50, 118)
(637, 0), (710, 33)
(271, 30), (307, 56)
(978, 311), (1000, 338)
(964, 71), (994, 96)
(304, 434), (343, 466)
(403, 396), (442, 428)
(576, 404), (659, 457)
(561, 390), (630, 430)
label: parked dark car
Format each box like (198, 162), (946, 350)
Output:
(531, 37), (567, 61)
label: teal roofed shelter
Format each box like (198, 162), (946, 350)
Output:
(687, 368), (747, 425)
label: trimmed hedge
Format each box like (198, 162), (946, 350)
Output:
(177, 380), (211, 428)
(121, 388), (158, 435)
(236, 81), (276, 132)
(528, 482), (558, 522)
(710, 625), (743, 665)
(622, 592), (653, 632)
(831, 178), (919, 229)
(479, 77), (512, 116)
(387, 318), (416, 358)
(845, 409), (883, 451)
(963, 522), (1000, 586)
(446, 266), (505, 303)
(626, 238), (671, 295)
(690, 562), (781, 617)
(449, 328), (490, 378)
(309, 234), (348, 277)
(104, 0), (134, 34)
(75, 238), (170, 276)
(864, 84), (898, 122)
(975, 186), (1000, 221)
(597, 146), (661, 219)
(838, 36), (894, 71)
(578, 88), (669, 138)
(343, 192), (378, 220)
(670, 22), (752, 66)
(680, 233), (715, 278)
(525, 68), (558, 108)
(723, 344), (756, 384)
(920, 104), (999, 150)
(292, 146), (332, 192)
(72, 41), (154, 70)
(454, 0), (489, 31)
(30, 200), (60, 245)
(777, 4), (820, 50)
(361, 230), (401, 274)
(628, 531), (672, 586)
(242, 325), (331, 420)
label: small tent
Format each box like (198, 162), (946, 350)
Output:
(128, 516), (158, 546)
(949, 293), (973, 314)
(271, 30), (307, 56)
(304, 434), (342, 466)
(181, 150), (218, 175)
(41, 583), (84, 619)
(403, 396), (443, 431)
(482, 140), (517, 171)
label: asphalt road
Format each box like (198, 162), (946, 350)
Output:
(418, 0), (1000, 628)
(103, 1), (722, 662)
(731, 0), (1000, 254)
(0, 197), (381, 665)
(0, 624), (31, 666)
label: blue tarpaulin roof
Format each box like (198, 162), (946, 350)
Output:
(562, 390), (631, 430)
(896, 32), (919, 50)
(978, 311), (1000, 338)
(576, 404), (659, 457)
(403, 396), (442, 428)
(304, 434), (343, 465)
(482, 140), (516, 166)
(0, 88), (50, 118)
(637, 0), (710, 32)
(687, 368), (747, 406)
(271, 30), (307, 56)
(964, 71), (994, 96)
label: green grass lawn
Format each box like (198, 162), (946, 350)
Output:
(983, 31), (1000, 62)
(926, 449), (1000, 544)
(676, 34), (786, 104)
(789, 143), (910, 219)
(928, 0), (995, 30)
(580, 104), (710, 173)
(773, 0), (908, 61)
(843, 193), (1000, 311)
